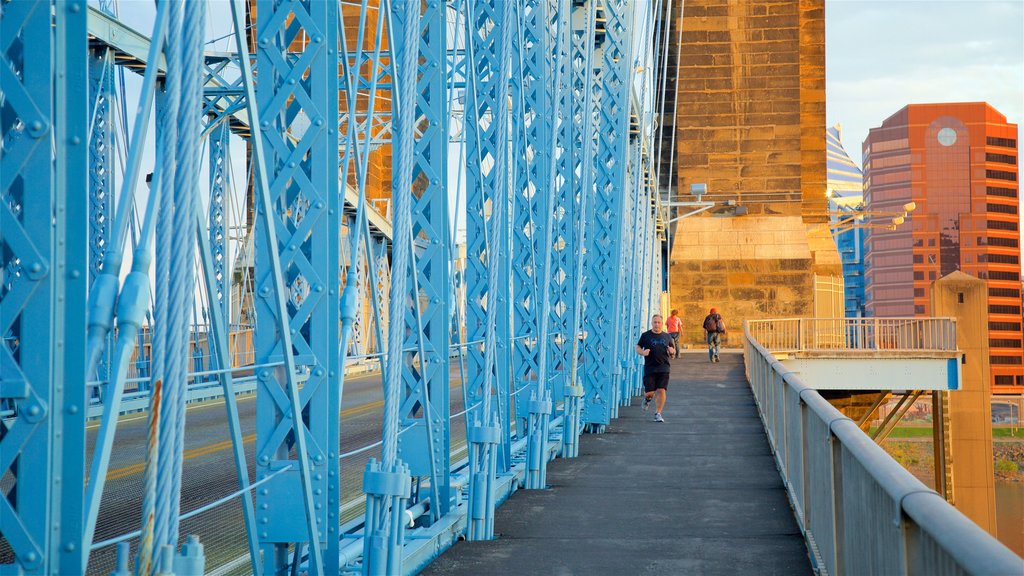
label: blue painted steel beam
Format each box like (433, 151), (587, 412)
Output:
(579, 0), (635, 429)
(0, 1), (88, 573)
(387, 0), (452, 516)
(208, 120), (231, 322)
(462, 0), (515, 541)
(510, 0), (547, 435)
(252, 0), (340, 573)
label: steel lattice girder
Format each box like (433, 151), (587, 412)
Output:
(208, 121), (231, 321)
(252, 0), (341, 570)
(579, 0), (635, 426)
(391, 0), (453, 514)
(509, 0), (552, 423)
(463, 0), (513, 460)
(550, 0), (576, 403)
(0, 1), (88, 573)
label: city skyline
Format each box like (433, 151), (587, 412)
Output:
(826, 0), (1023, 170)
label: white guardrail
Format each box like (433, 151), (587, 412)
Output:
(746, 317), (958, 354)
(744, 322), (1023, 575)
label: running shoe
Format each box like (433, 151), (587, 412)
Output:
(654, 412), (664, 423)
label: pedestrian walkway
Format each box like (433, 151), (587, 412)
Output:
(423, 351), (812, 575)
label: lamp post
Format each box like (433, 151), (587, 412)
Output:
(823, 201), (917, 236)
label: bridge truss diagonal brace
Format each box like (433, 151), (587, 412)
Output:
(0, 1), (88, 574)
(252, 0), (341, 573)
(579, 0), (637, 428)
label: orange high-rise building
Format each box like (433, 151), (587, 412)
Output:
(863, 103), (1022, 394)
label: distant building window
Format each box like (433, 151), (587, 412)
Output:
(988, 220), (1019, 231)
(991, 339), (1023, 349)
(990, 271), (1021, 281)
(990, 288), (1021, 298)
(996, 375), (1015, 385)
(991, 322), (1023, 331)
(987, 186), (1018, 198)
(929, 271), (936, 280)
(914, 288), (925, 297)
(987, 153), (1017, 165)
(987, 254), (1019, 265)
(990, 305), (1022, 315)
(912, 238), (924, 247)
(987, 136), (1017, 148)
(991, 355), (1023, 365)
(988, 203), (1018, 215)
(913, 271), (924, 280)
(928, 238), (936, 247)
(989, 237), (1019, 248)
(913, 254), (924, 264)
(987, 170), (1017, 181)
(914, 305), (925, 314)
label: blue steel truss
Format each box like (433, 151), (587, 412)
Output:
(208, 120), (231, 320)
(252, 0), (340, 572)
(579, 0), (635, 429)
(463, 0), (514, 541)
(1, 2), (88, 573)
(389, 0), (452, 518)
(0, 0), (669, 574)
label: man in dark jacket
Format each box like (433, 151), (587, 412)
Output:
(702, 307), (726, 363)
(636, 314), (675, 422)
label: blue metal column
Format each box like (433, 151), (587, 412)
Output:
(510, 0), (545, 445)
(579, 0), (635, 430)
(0, 1), (88, 573)
(549, 0), (574, 411)
(463, 0), (512, 540)
(616, 139), (640, 411)
(87, 42), (114, 392)
(389, 0), (452, 517)
(208, 121), (231, 322)
(562, 0), (599, 450)
(252, 0), (340, 572)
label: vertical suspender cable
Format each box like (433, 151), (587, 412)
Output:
(153, 0), (182, 555)
(166, 0), (205, 548)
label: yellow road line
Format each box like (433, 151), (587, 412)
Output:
(101, 391), (425, 481)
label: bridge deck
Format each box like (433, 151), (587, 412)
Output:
(424, 351), (812, 575)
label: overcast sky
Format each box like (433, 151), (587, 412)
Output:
(825, 0), (1024, 167)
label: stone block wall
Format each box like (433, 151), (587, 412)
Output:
(669, 216), (821, 345)
(666, 0), (840, 341)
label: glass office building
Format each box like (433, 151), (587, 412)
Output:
(863, 103), (1022, 393)
(827, 125), (866, 317)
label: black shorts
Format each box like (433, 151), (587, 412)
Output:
(643, 372), (670, 393)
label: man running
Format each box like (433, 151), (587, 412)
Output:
(636, 314), (675, 422)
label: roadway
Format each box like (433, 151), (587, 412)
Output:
(84, 364), (469, 575)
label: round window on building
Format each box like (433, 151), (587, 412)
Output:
(937, 127), (957, 146)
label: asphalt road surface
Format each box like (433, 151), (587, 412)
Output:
(82, 363), (469, 575)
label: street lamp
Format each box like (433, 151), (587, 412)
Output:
(664, 183), (715, 223)
(824, 201), (916, 236)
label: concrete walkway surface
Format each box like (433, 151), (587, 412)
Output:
(422, 351), (812, 575)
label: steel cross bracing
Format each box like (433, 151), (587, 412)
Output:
(0, 0), (668, 574)
(508, 1), (561, 491)
(0, 1), (88, 574)
(208, 121), (231, 321)
(578, 0), (635, 429)
(550, 0), (583, 458)
(463, 0), (514, 542)
(389, 0), (453, 525)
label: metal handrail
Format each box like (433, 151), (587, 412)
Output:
(743, 321), (1022, 575)
(746, 317), (957, 354)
